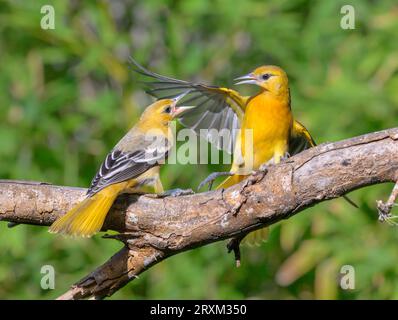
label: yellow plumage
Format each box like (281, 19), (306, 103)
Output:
(49, 182), (126, 237)
(49, 96), (191, 237)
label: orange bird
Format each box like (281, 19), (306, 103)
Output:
(131, 59), (357, 262)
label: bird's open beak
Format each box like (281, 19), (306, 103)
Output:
(172, 91), (190, 103)
(172, 91), (195, 117)
(234, 73), (257, 85)
(172, 105), (195, 118)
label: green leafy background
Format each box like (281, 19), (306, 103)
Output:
(0, 0), (397, 299)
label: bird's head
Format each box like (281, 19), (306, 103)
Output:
(141, 92), (195, 124)
(235, 65), (289, 96)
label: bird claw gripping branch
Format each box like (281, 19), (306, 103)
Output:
(198, 172), (233, 191)
(159, 188), (195, 198)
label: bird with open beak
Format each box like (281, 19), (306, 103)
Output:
(50, 92), (194, 237)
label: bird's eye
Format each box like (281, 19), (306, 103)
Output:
(261, 73), (272, 81)
(164, 106), (172, 114)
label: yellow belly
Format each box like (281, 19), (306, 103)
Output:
(233, 93), (292, 173)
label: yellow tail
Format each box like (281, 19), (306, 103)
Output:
(216, 174), (246, 189)
(241, 227), (269, 246)
(49, 184), (123, 237)
(217, 174), (269, 245)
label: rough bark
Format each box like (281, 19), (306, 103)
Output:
(1, 127), (397, 299)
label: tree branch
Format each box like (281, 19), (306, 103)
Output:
(1, 128), (398, 299)
(377, 181), (398, 223)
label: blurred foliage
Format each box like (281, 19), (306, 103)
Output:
(0, 0), (398, 299)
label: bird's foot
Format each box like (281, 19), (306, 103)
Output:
(258, 152), (291, 173)
(198, 171), (233, 191)
(145, 188), (194, 199)
(160, 188), (194, 197)
(258, 158), (276, 173)
(281, 152), (291, 162)
(258, 163), (269, 173)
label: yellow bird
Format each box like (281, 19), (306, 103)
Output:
(50, 94), (193, 237)
(130, 59), (357, 252)
(217, 66), (296, 189)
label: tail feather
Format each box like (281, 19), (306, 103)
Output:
(216, 174), (246, 190)
(49, 190), (118, 237)
(241, 228), (270, 246)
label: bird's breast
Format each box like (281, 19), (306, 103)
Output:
(240, 93), (293, 167)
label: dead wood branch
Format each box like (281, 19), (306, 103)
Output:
(1, 127), (398, 299)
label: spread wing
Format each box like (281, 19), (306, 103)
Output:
(289, 120), (316, 156)
(130, 57), (247, 154)
(87, 132), (169, 196)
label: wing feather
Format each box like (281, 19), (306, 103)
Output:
(289, 120), (316, 156)
(130, 57), (246, 154)
(87, 133), (169, 196)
